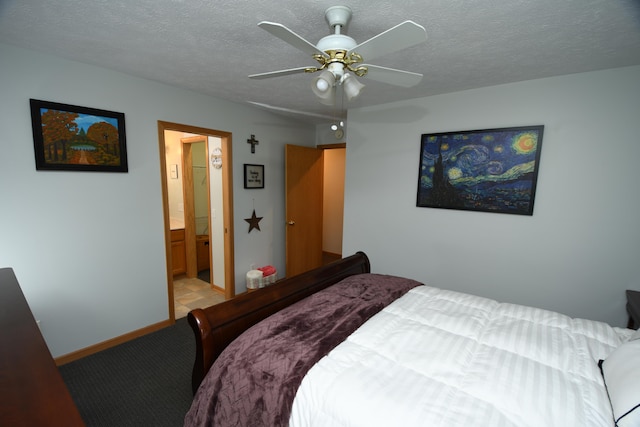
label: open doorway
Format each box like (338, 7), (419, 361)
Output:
(321, 144), (345, 264)
(158, 121), (235, 321)
(285, 143), (345, 277)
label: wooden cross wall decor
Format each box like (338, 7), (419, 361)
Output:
(247, 134), (259, 153)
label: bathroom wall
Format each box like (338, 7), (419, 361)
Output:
(165, 130), (186, 229)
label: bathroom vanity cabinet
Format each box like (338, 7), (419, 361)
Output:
(171, 228), (186, 276)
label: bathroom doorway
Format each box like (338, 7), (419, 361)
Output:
(158, 121), (235, 321)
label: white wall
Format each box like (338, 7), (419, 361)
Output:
(208, 136), (226, 288)
(0, 43), (315, 358)
(316, 123), (347, 146)
(343, 66), (640, 327)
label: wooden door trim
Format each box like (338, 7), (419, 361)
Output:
(318, 142), (346, 150)
(220, 135), (235, 300)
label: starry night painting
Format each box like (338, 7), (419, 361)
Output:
(416, 125), (544, 215)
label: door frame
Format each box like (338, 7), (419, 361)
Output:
(158, 121), (235, 321)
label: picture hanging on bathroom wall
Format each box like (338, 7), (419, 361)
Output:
(416, 125), (544, 216)
(30, 99), (128, 172)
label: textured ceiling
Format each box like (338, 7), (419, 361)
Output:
(1, 0), (639, 124)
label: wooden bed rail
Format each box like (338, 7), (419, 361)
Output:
(187, 251), (371, 393)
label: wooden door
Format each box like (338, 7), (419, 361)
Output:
(181, 141), (198, 278)
(285, 144), (324, 277)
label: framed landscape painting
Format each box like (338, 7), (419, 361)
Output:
(416, 125), (544, 215)
(30, 99), (128, 172)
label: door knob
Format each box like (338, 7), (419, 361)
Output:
(287, 220), (295, 225)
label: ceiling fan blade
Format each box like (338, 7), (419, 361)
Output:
(348, 20), (427, 62)
(362, 64), (423, 87)
(249, 66), (312, 80)
(247, 102), (342, 121)
(258, 21), (328, 58)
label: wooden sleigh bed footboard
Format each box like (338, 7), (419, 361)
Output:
(187, 251), (371, 393)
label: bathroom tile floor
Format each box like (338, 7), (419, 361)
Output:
(173, 275), (227, 319)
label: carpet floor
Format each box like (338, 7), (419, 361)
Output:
(59, 318), (195, 426)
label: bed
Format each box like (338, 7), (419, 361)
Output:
(185, 252), (640, 427)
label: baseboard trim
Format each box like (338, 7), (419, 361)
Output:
(55, 319), (174, 366)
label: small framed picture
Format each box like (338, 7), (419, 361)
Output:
(29, 99), (128, 172)
(244, 164), (264, 189)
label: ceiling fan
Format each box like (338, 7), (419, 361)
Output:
(249, 6), (428, 106)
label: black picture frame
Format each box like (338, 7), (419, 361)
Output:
(244, 164), (264, 189)
(29, 99), (128, 172)
(417, 125), (544, 215)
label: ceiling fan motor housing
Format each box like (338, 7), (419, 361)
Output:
(316, 34), (357, 52)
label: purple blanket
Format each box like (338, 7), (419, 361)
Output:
(184, 273), (421, 427)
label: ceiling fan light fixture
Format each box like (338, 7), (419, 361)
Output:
(312, 69), (335, 94)
(312, 75), (336, 105)
(312, 69), (338, 105)
(315, 78), (330, 92)
(342, 72), (365, 101)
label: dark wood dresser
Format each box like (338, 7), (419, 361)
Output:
(0, 268), (84, 426)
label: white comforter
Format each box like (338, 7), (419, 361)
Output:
(290, 285), (632, 427)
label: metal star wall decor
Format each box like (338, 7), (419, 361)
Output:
(244, 209), (263, 233)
